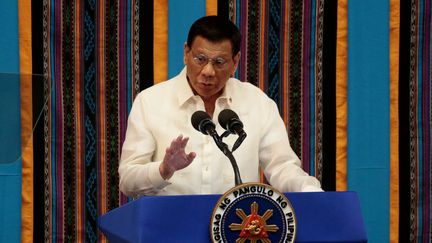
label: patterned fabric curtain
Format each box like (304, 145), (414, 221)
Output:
(225, 0), (338, 190)
(25, 0), (138, 242)
(18, 0), (432, 242)
(21, 0), (339, 242)
(397, 0), (431, 241)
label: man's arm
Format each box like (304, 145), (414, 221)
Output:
(259, 99), (323, 192)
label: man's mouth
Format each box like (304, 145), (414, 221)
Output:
(198, 81), (212, 86)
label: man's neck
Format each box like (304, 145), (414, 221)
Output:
(201, 95), (217, 118)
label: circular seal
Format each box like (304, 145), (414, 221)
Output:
(210, 183), (296, 243)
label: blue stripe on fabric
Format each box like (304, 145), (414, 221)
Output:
(127, 0), (132, 110)
(0, 162), (22, 243)
(0, 3), (19, 72)
(347, 1), (390, 242)
(50, 0), (57, 240)
(416, 1), (424, 240)
(0, 74), (21, 164)
(309, 0), (316, 176)
(168, 0), (206, 78)
(0, 0), (21, 242)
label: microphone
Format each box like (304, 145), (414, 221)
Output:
(218, 109), (246, 136)
(218, 109), (247, 151)
(191, 111), (225, 152)
(191, 110), (243, 186)
(191, 110), (217, 136)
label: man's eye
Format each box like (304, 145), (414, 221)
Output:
(197, 56), (207, 62)
(215, 59), (226, 65)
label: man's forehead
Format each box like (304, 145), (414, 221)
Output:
(189, 36), (233, 54)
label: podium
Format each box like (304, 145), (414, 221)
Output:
(98, 191), (367, 242)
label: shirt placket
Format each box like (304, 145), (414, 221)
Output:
(201, 136), (212, 193)
(191, 96), (213, 193)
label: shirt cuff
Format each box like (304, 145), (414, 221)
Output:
(148, 161), (171, 190)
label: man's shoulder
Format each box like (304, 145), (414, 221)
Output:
(137, 77), (179, 99)
(228, 79), (268, 98)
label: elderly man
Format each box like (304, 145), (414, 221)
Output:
(119, 15), (322, 197)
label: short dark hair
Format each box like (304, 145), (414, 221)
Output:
(187, 15), (241, 56)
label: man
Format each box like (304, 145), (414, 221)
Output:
(119, 16), (322, 197)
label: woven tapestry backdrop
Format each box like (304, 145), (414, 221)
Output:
(13, 0), (432, 242)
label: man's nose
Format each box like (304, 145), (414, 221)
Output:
(201, 61), (216, 76)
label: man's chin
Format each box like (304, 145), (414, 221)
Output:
(196, 85), (215, 94)
(196, 90), (219, 100)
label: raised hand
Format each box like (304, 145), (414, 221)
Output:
(159, 135), (196, 180)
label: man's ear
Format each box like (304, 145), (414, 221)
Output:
(183, 42), (190, 65)
(232, 52), (241, 75)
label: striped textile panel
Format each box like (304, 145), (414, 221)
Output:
(24, 0), (339, 242)
(29, 0), (138, 242)
(227, 0), (337, 190)
(27, 1), (217, 242)
(21, 0), (432, 242)
(398, 0), (432, 242)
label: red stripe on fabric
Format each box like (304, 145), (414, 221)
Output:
(301, 1), (311, 172)
(74, 0), (85, 240)
(280, 0), (289, 125)
(96, 3), (107, 243)
(238, 0), (248, 82)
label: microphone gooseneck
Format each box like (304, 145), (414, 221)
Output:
(191, 110), (243, 186)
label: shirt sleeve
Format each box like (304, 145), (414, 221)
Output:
(118, 94), (171, 197)
(258, 99), (323, 192)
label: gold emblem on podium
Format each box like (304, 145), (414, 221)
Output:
(229, 201), (279, 243)
(210, 183), (296, 243)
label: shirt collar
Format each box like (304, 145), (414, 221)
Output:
(175, 67), (196, 107)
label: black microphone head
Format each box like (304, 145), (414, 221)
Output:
(191, 111), (215, 135)
(218, 109), (243, 132)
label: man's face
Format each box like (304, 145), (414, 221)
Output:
(184, 36), (240, 101)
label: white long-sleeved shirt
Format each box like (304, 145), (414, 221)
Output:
(119, 68), (322, 197)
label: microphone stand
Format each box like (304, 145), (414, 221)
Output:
(209, 132), (242, 185)
(193, 111), (243, 186)
(219, 131), (243, 186)
(220, 141), (243, 186)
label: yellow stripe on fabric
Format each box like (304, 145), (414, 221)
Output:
(389, 0), (400, 242)
(259, 2), (267, 184)
(281, 1), (289, 124)
(18, 0), (33, 242)
(74, 1), (85, 238)
(335, 0), (347, 191)
(98, 1), (108, 242)
(206, 0), (217, 16)
(154, 0), (168, 83)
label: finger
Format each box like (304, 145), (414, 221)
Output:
(179, 136), (189, 148)
(176, 134), (183, 143)
(169, 137), (180, 152)
(171, 135), (183, 151)
(186, 152), (196, 162)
